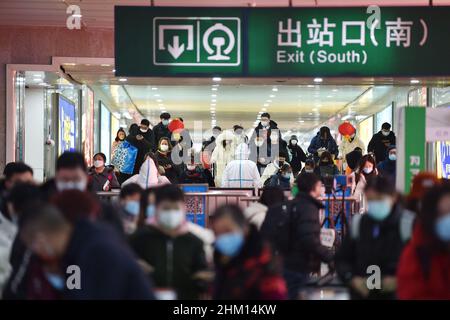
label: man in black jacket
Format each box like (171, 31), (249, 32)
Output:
(20, 204), (155, 300)
(335, 176), (410, 300)
(138, 119), (156, 151)
(368, 122), (396, 164)
(125, 124), (152, 175)
(152, 112), (172, 148)
(261, 173), (333, 299)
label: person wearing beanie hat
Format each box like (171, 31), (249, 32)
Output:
(288, 135), (307, 176)
(377, 145), (397, 182)
(368, 122), (396, 164)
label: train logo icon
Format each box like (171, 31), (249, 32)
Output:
(153, 17), (241, 66)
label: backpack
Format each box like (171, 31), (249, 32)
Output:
(350, 209), (415, 243)
(260, 201), (296, 254)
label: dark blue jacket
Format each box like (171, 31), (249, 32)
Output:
(62, 219), (155, 300)
(377, 159), (396, 181)
(307, 134), (339, 162)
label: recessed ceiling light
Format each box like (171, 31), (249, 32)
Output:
(211, 94), (217, 98)
(327, 95), (332, 98)
(157, 99), (162, 103)
(272, 87), (278, 92)
(154, 94), (160, 97)
(332, 89), (338, 92)
(101, 64), (111, 67)
(151, 87), (158, 90)
(212, 99), (216, 103)
(211, 104), (216, 107)
(312, 108), (318, 111)
(263, 103), (269, 107)
(212, 88), (218, 91)
(410, 79), (420, 84)
(313, 78), (323, 83)
(266, 100), (272, 103)
(262, 108), (267, 111)
(299, 120), (305, 123)
(118, 78), (127, 82)
(307, 85), (315, 88)
(212, 77), (222, 82)
(269, 95), (275, 98)
(309, 112), (313, 115)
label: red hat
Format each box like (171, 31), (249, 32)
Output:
(168, 118), (184, 133)
(338, 122), (356, 137)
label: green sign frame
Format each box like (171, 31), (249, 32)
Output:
(115, 6), (450, 77)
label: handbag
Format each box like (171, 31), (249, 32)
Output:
(111, 141), (138, 174)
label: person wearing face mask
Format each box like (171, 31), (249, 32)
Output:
(368, 122), (396, 164)
(352, 154), (379, 212)
(308, 126), (339, 163)
(210, 130), (237, 187)
(41, 152), (125, 239)
(179, 160), (209, 185)
(338, 124), (365, 169)
(152, 112), (172, 150)
(300, 158), (317, 175)
(261, 173), (334, 299)
(1, 183), (42, 299)
(314, 151), (340, 180)
(156, 137), (180, 184)
(211, 204), (287, 300)
(377, 146), (397, 183)
(397, 182), (450, 299)
(250, 136), (270, 174)
(233, 124), (248, 145)
(137, 119), (156, 151)
(336, 176), (411, 300)
(118, 183), (143, 235)
(129, 185), (208, 300)
(19, 204), (155, 300)
(221, 143), (261, 188)
(267, 163), (293, 189)
(261, 150), (294, 186)
(125, 123), (153, 177)
(288, 135), (307, 176)
(87, 153), (120, 192)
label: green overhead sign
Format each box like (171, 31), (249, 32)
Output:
(115, 6), (450, 77)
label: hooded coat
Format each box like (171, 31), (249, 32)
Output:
(339, 136), (365, 164)
(368, 131), (396, 163)
(308, 127), (339, 162)
(122, 157), (170, 189)
(221, 143), (261, 188)
(210, 130), (237, 187)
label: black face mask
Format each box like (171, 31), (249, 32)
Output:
(278, 161), (285, 167)
(320, 160), (329, 166)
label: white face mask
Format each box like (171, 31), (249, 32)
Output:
(261, 120), (269, 127)
(160, 144), (169, 152)
(93, 160), (104, 168)
(140, 127), (148, 133)
(56, 179), (87, 192)
(187, 165), (196, 171)
(382, 130), (390, 137)
(363, 167), (373, 174)
(157, 209), (185, 230)
(291, 140), (298, 145)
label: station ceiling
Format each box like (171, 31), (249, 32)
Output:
(1, 0), (449, 28)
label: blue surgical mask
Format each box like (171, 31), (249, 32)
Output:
(389, 154), (397, 161)
(363, 167), (373, 174)
(157, 209), (184, 230)
(435, 214), (450, 242)
(215, 232), (244, 257)
(45, 272), (65, 291)
(162, 119), (170, 126)
(367, 199), (392, 221)
(125, 201), (140, 216)
(146, 204), (156, 218)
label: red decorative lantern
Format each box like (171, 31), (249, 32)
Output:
(168, 118), (184, 133)
(338, 122), (356, 137)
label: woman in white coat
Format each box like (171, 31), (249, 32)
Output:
(221, 143), (261, 188)
(122, 153), (170, 189)
(210, 130), (237, 187)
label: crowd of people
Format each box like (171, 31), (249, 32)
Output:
(0, 114), (448, 300)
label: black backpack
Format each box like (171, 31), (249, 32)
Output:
(260, 200), (296, 254)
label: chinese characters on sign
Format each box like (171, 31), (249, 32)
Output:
(276, 17), (428, 65)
